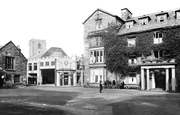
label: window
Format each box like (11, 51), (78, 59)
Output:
(126, 21), (134, 28)
(28, 63), (32, 71)
(127, 37), (136, 47)
(90, 69), (103, 83)
(51, 61), (55, 66)
(40, 62), (44, 66)
(176, 11), (180, 19)
(95, 19), (102, 30)
(154, 32), (163, 44)
(45, 62), (49, 66)
(89, 50), (104, 63)
(89, 37), (103, 47)
(139, 18), (148, 25)
(157, 14), (167, 22)
(153, 50), (164, 59)
(34, 63), (37, 70)
(128, 58), (137, 65)
(5, 56), (15, 70)
(38, 43), (41, 49)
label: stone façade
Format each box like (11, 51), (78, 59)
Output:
(83, 9), (123, 83)
(0, 41), (27, 80)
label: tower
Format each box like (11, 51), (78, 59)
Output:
(29, 38), (46, 58)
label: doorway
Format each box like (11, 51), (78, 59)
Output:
(154, 69), (166, 90)
(64, 72), (68, 85)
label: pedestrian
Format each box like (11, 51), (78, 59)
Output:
(99, 80), (103, 93)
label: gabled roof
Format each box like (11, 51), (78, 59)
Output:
(155, 11), (169, 16)
(125, 19), (136, 23)
(118, 8), (180, 36)
(31, 50), (47, 58)
(83, 8), (124, 24)
(0, 41), (27, 61)
(138, 15), (151, 20)
(41, 47), (68, 58)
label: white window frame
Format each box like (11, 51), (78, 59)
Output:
(128, 58), (137, 65)
(140, 18), (148, 25)
(95, 19), (102, 30)
(45, 62), (49, 66)
(90, 69), (103, 83)
(176, 11), (180, 19)
(89, 50), (104, 64)
(157, 14), (167, 22)
(152, 50), (164, 59)
(127, 37), (136, 47)
(154, 32), (163, 44)
(126, 21), (133, 28)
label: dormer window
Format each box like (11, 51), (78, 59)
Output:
(156, 12), (168, 22)
(140, 18), (148, 25)
(175, 10), (180, 19)
(125, 20), (135, 28)
(138, 16), (151, 26)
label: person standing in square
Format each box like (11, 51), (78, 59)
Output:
(99, 80), (103, 93)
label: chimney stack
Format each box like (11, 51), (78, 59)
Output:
(121, 8), (132, 21)
(17, 45), (21, 52)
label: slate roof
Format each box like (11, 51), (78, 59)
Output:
(83, 8), (124, 24)
(0, 41), (27, 61)
(118, 8), (180, 36)
(31, 50), (47, 58)
(41, 47), (68, 58)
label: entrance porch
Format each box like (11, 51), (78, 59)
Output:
(140, 62), (176, 92)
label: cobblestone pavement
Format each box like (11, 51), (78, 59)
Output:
(0, 86), (180, 115)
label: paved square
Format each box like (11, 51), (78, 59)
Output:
(0, 86), (180, 115)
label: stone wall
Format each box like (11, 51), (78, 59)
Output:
(83, 10), (119, 83)
(0, 41), (27, 80)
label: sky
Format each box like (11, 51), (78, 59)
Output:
(0, 0), (180, 58)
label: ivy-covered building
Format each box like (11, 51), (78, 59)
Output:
(117, 8), (180, 92)
(83, 9), (124, 86)
(83, 8), (180, 91)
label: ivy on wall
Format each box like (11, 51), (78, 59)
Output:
(88, 23), (180, 83)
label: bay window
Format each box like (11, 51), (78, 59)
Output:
(89, 49), (104, 63)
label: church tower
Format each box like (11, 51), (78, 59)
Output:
(29, 38), (46, 58)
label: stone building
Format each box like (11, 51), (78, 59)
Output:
(27, 39), (83, 86)
(29, 38), (46, 58)
(83, 8), (180, 91)
(0, 41), (27, 87)
(118, 8), (180, 91)
(83, 9), (124, 86)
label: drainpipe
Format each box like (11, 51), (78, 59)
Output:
(55, 58), (57, 86)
